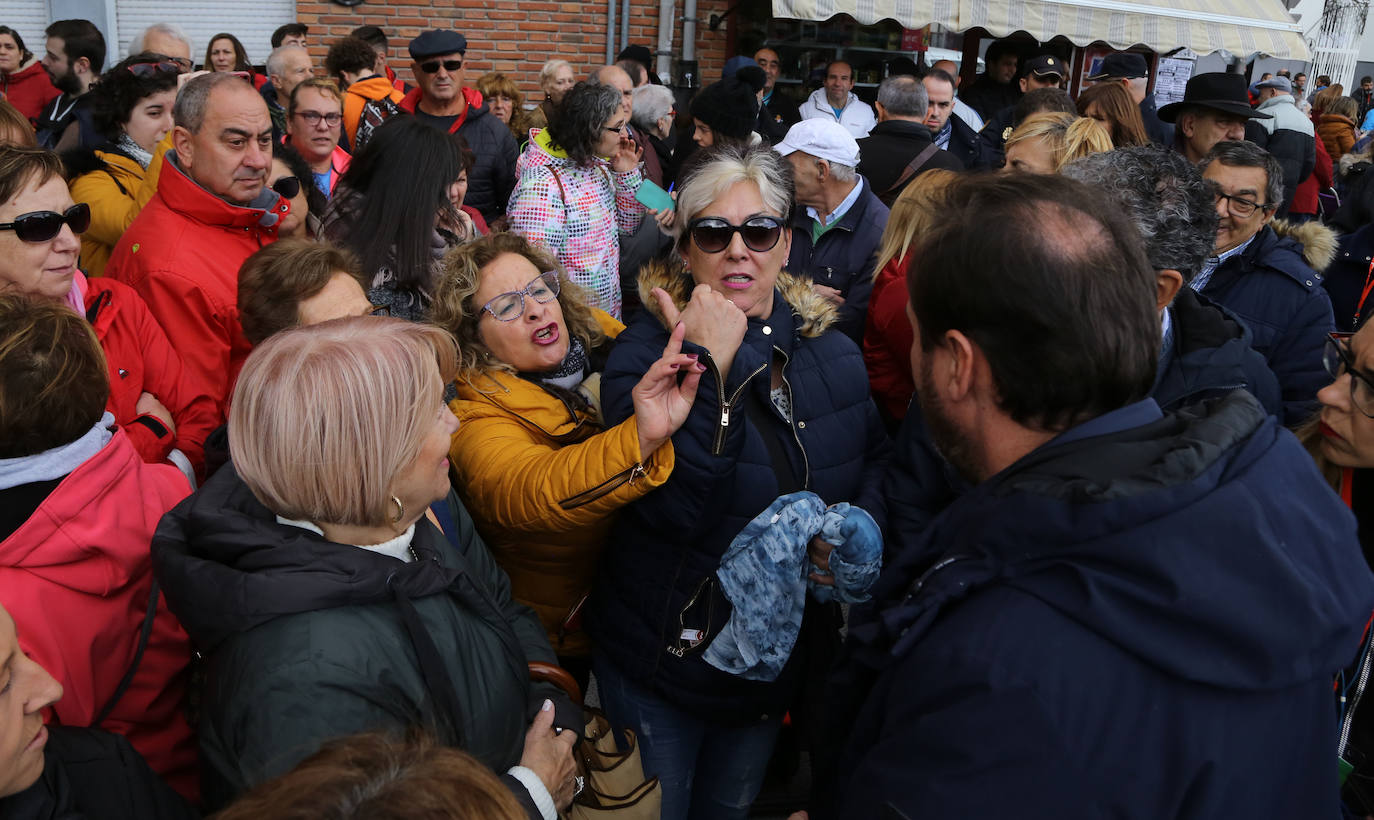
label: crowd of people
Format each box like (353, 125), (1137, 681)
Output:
(4, 16), (1374, 820)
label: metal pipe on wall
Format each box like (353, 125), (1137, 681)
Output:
(621, 0), (631, 59)
(680, 0), (698, 87)
(656, 0), (675, 82)
(606, 0), (617, 65)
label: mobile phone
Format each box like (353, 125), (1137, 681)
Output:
(634, 180), (675, 212)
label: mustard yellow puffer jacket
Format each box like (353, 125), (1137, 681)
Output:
(69, 149), (148, 277)
(447, 311), (673, 658)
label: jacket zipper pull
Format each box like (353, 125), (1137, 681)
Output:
(720, 402), (730, 428)
(629, 462), (647, 485)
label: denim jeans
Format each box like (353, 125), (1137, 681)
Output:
(592, 653), (782, 820)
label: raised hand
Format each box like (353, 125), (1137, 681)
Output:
(610, 134), (644, 174)
(652, 284), (748, 379)
(632, 319), (706, 458)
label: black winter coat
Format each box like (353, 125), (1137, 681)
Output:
(943, 112), (996, 171)
(1154, 287), (1282, 416)
(151, 466), (574, 813)
(1325, 222), (1374, 332)
(784, 176), (890, 343)
(1140, 95), (1174, 147)
(591, 261), (890, 723)
(857, 120), (964, 201)
(457, 104), (519, 221)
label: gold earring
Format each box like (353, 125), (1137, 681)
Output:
(390, 496), (404, 524)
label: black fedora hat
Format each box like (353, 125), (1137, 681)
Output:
(1158, 72), (1271, 123)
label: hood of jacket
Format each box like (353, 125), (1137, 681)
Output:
(635, 256), (838, 340)
(1270, 217), (1338, 272)
(1, 430), (189, 595)
(399, 86), (486, 131)
(347, 75), (403, 102)
(1155, 287), (1278, 414)
(2, 57), (48, 84)
(515, 126), (580, 177)
(854, 391), (1373, 692)
(152, 462), (466, 653)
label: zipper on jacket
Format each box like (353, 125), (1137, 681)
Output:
(705, 352), (768, 456)
(1340, 627), (1374, 757)
(773, 345), (811, 489)
(557, 462), (647, 510)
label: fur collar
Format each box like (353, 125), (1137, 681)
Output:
(1270, 218), (1338, 273)
(634, 256), (838, 339)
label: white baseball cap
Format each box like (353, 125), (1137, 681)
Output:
(774, 119), (860, 168)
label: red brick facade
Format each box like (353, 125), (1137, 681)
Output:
(295, 0), (732, 104)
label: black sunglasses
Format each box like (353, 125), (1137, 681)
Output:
(126, 60), (182, 77)
(419, 59), (463, 74)
(271, 176), (302, 199)
(688, 216), (785, 254)
(0, 203), (91, 242)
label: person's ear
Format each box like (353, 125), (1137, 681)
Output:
(815, 159), (829, 182)
(1178, 113), (1195, 138)
(1156, 269), (1184, 312)
(74, 56), (89, 76)
(1018, 76), (1029, 94)
(171, 124), (194, 168)
(943, 329), (977, 403)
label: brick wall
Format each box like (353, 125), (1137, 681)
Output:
(294, 0), (732, 105)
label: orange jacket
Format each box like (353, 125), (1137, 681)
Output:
(1318, 113), (1358, 162)
(341, 75), (404, 150)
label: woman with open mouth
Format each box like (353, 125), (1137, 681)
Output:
(1309, 323), (1374, 567)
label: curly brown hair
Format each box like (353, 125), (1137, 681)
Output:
(429, 231), (605, 376)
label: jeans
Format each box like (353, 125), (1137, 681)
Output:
(592, 653), (782, 820)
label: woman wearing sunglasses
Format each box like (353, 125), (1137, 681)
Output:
(1, 144), (217, 481)
(592, 144), (888, 820)
(268, 141), (322, 239)
(1310, 326), (1374, 567)
(65, 53), (178, 277)
(508, 81), (657, 320)
(430, 232), (701, 686)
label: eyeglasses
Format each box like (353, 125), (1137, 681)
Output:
(271, 176), (302, 199)
(295, 110), (342, 127)
(688, 216), (785, 254)
(126, 60), (182, 77)
(481, 271), (561, 322)
(1324, 332), (1374, 418)
(1214, 191), (1272, 218)
(0, 203), (90, 242)
(419, 59), (463, 74)
(604, 122), (629, 135)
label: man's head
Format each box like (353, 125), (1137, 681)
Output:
(128, 23), (191, 72)
(775, 118), (860, 208)
(905, 173), (1159, 481)
(1161, 73), (1267, 162)
(921, 69), (956, 133)
(874, 75), (927, 124)
(409, 30), (468, 108)
(271, 23), (309, 49)
(1318, 74), (1332, 87)
(1062, 145), (1220, 313)
(42, 20), (104, 96)
(325, 37), (378, 89)
(1200, 140), (1283, 255)
(1260, 72), (1273, 82)
(755, 48), (781, 93)
(1255, 74), (1293, 102)
(983, 40), (1020, 85)
(824, 61), (854, 108)
(1019, 54), (1063, 93)
(172, 72), (272, 205)
(287, 78), (343, 165)
(350, 25), (391, 73)
(1176, 107), (1249, 162)
(1085, 52), (1149, 103)
(267, 45), (314, 105)
(1362, 76), (1372, 92)
(616, 58), (647, 88)
(1294, 72), (1307, 90)
(593, 65), (635, 120)
(931, 59), (960, 88)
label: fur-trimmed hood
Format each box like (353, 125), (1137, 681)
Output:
(634, 256), (839, 339)
(1271, 218), (1338, 273)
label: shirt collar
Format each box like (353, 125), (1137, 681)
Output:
(806, 178), (863, 227)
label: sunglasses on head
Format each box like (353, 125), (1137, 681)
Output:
(126, 61), (182, 77)
(271, 176), (302, 199)
(419, 59), (463, 74)
(0, 203), (91, 242)
(687, 216), (785, 254)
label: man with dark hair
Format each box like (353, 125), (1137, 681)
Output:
(615, 58), (647, 88)
(858, 75), (963, 202)
(921, 69), (993, 170)
(326, 37), (403, 151)
(1196, 140), (1335, 423)
(799, 60), (876, 138)
(35, 19), (105, 150)
(350, 24), (407, 93)
(755, 47), (801, 131)
(958, 38), (1021, 120)
(817, 171), (1374, 820)
(271, 23), (308, 49)
(1357, 76), (1374, 124)
(399, 29), (516, 221)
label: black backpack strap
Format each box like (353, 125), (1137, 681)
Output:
(93, 579), (159, 727)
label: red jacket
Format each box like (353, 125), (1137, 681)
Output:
(399, 85), (482, 133)
(0, 429), (196, 799)
(106, 154), (285, 420)
(0, 58), (60, 126)
(84, 275), (220, 478)
(1291, 134), (1333, 217)
(863, 251), (915, 422)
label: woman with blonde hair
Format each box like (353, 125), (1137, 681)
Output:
(429, 231), (701, 684)
(1004, 112), (1113, 173)
(526, 59), (576, 130)
(476, 72), (532, 144)
(1077, 82), (1149, 148)
(863, 169), (959, 425)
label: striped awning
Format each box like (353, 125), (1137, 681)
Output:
(772, 0), (1310, 60)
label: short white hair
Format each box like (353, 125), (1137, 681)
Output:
(267, 44), (308, 78)
(674, 144), (794, 248)
(127, 23), (190, 58)
(539, 59), (572, 90)
(631, 84), (674, 132)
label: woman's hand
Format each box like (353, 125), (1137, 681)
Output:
(807, 535), (835, 587)
(609, 134), (643, 174)
(651, 284), (747, 378)
(647, 206), (676, 232)
(520, 699), (579, 811)
(136, 391), (176, 435)
(632, 319), (706, 458)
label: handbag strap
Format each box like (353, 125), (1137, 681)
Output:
(93, 579), (159, 727)
(882, 142), (941, 199)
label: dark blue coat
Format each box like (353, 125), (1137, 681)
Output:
(785, 176), (890, 344)
(1197, 222), (1335, 425)
(821, 393), (1374, 819)
(591, 263), (889, 723)
(1325, 223), (1374, 332)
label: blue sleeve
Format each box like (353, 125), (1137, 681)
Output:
(883, 399), (968, 562)
(1272, 288), (1336, 425)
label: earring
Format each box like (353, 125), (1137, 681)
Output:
(390, 496), (405, 524)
